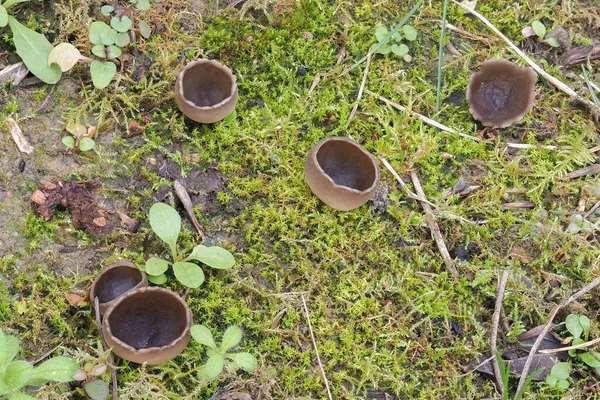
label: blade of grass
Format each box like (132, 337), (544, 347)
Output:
(340, 0), (423, 76)
(582, 65), (600, 109)
(435, 0), (449, 113)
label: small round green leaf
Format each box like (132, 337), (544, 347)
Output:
(550, 362), (570, 380)
(222, 110), (237, 124)
(199, 354), (224, 380)
(147, 273), (167, 285)
(402, 25), (417, 41)
(226, 352), (256, 372)
(90, 60), (116, 89)
(392, 32), (402, 41)
(149, 203), (181, 249)
(531, 20), (546, 39)
(0, 6), (8, 28)
(376, 45), (391, 55)
(115, 32), (130, 47)
(79, 137), (96, 152)
(374, 26), (388, 43)
(110, 16), (132, 33)
(89, 22), (116, 46)
(565, 314), (583, 339)
(92, 44), (107, 58)
(186, 245), (235, 269)
(173, 261), (205, 288)
(105, 45), (122, 60)
(580, 315), (591, 337)
(100, 5), (114, 17)
(543, 37), (560, 47)
(145, 257), (170, 276)
(391, 44), (409, 57)
(190, 325), (217, 350)
(557, 378), (569, 389)
(221, 326), (242, 351)
(138, 20), (151, 39)
(545, 374), (558, 386)
(62, 136), (75, 149)
(84, 379), (110, 400)
(136, 0), (151, 10)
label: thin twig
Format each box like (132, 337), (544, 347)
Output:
(455, 355), (495, 378)
(491, 270), (509, 396)
(410, 170), (458, 277)
(539, 337), (600, 354)
(452, 0), (598, 112)
(32, 345), (61, 365)
(515, 276), (600, 398)
(94, 297), (118, 400)
(585, 200), (600, 218)
(379, 157), (436, 207)
(436, 0), (450, 113)
(301, 294), (333, 400)
(346, 54), (371, 128)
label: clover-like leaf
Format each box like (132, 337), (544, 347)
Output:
(220, 326), (242, 352)
(402, 25), (417, 41)
(186, 245), (235, 269)
(92, 44), (107, 58)
(376, 45), (391, 55)
(149, 203), (181, 250)
(147, 273), (167, 285)
(199, 354), (224, 380)
(190, 325), (217, 350)
(565, 314), (583, 339)
(90, 60), (116, 89)
(105, 45), (121, 60)
(543, 37), (560, 47)
(115, 32), (130, 47)
(550, 362), (570, 380)
(138, 20), (151, 39)
(100, 5), (114, 17)
(374, 26), (388, 43)
(136, 0), (151, 10)
(391, 44), (409, 57)
(62, 136), (75, 149)
(226, 352), (256, 372)
(110, 16), (132, 33)
(531, 20), (546, 39)
(89, 21), (116, 46)
(145, 257), (170, 276)
(79, 137), (96, 152)
(173, 261), (205, 288)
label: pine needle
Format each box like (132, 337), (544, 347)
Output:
(436, 0), (449, 113)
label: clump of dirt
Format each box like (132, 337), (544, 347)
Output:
(31, 180), (119, 236)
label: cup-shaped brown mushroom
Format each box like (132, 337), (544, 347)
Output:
(175, 59), (238, 124)
(102, 287), (192, 365)
(466, 59), (537, 128)
(90, 260), (148, 316)
(304, 137), (380, 211)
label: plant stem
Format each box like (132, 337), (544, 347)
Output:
(436, 0), (449, 113)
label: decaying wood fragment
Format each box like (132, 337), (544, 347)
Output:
(563, 46), (600, 67)
(0, 62), (28, 86)
(559, 164), (600, 180)
(6, 118), (34, 154)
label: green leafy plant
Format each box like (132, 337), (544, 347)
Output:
(566, 214), (592, 234)
(521, 20), (560, 47)
(495, 351), (543, 400)
(144, 203), (235, 288)
(72, 361), (109, 400)
(48, 2), (152, 89)
(61, 123), (96, 152)
(0, 0), (61, 83)
(562, 314), (600, 372)
(0, 329), (79, 399)
(545, 362), (570, 389)
(191, 325), (257, 380)
(373, 24), (417, 59)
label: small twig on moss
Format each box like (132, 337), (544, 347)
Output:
(491, 270), (509, 396)
(94, 297), (118, 400)
(452, 0), (598, 112)
(455, 355), (495, 378)
(301, 294), (332, 400)
(410, 170), (458, 277)
(346, 54), (371, 128)
(515, 276), (600, 398)
(439, 21), (496, 45)
(539, 336), (600, 354)
(435, 0), (450, 114)
(379, 157), (435, 206)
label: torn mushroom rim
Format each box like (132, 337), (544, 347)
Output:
(311, 137), (380, 195)
(103, 286), (192, 355)
(177, 59), (238, 110)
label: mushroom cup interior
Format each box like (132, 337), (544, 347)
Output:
(95, 266), (143, 304)
(316, 140), (377, 191)
(181, 63), (233, 107)
(107, 291), (188, 349)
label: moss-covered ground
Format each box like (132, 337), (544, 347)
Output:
(1, 0), (600, 398)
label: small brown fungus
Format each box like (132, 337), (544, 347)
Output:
(89, 260), (148, 315)
(466, 59), (537, 128)
(175, 59), (238, 124)
(102, 287), (192, 365)
(304, 137), (380, 211)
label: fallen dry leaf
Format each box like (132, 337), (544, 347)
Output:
(6, 118), (34, 154)
(67, 293), (86, 306)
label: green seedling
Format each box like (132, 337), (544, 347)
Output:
(48, 2), (152, 89)
(545, 362), (570, 389)
(0, 0), (62, 83)
(373, 24), (417, 60)
(567, 214), (592, 234)
(191, 325), (257, 380)
(561, 314), (600, 374)
(522, 20), (560, 47)
(73, 362), (109, 400)
(61, 123), (96, 152)
(0, 329), (79, 399)
(495, 351), (543, 400)
(144, 203), (235, 288)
